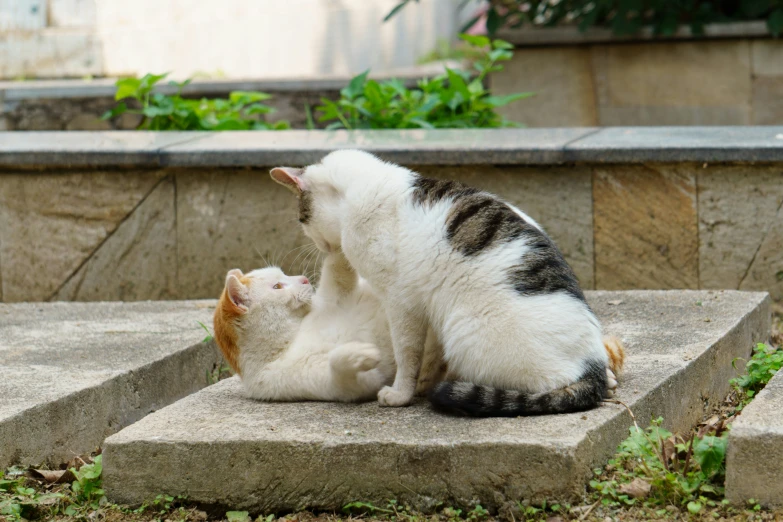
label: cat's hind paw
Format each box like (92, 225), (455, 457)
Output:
(605, 368), (618, 398)
(378, 386), (414, 407)
(330, 342), (381, 375)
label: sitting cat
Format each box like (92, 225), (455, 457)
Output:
(212, 252), (445, 402)
(270, 151), (624, 417)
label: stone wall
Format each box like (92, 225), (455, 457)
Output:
(492, 32), (783, 127)
(1, 158), (781, 303)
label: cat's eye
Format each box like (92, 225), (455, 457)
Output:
(273, 283), (283, 290)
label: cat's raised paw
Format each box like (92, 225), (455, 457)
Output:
(377, 386), (414, 407)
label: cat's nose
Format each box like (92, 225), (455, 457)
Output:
(301, 277), (309, 285)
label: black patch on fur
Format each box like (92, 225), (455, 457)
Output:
(411, 177), (480, 208)
(507, 236), (587, 303)
(429, 359), (608, 418)
(298, 191), (313, 224)
(411, 175), (585, 302)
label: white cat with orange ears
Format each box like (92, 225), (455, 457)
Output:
(213, 252), (444, 402)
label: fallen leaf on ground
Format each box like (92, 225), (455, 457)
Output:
(607, 300), (623, 306)
(27, 468), (76, 484)
(618, 478), (651, 499)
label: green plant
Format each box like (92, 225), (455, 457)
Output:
(316, 34), (532, 130)
(590, 418), (728, 509)
(386, 0), (783, 37)
(102, 73), (290, 131)
(731, 342), (783, 410)
(68, 455), (104, 510)
(197, 320), (214, 343)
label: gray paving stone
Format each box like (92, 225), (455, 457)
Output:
(158, 128), (596, 166)
(2, 128), (783, 167)
(0, 131), (202, 166)
(103, 290), (770, 513)
(565, 127), (783, 163)
(0, 300), (221, 467)
(726, 364), (783, 507)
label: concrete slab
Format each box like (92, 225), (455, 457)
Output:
(0, 300), (221, 467)
(103, 290), (770, 513)
(725, 364), (783, 507)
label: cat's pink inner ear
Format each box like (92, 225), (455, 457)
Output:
(226, 275), (249, 312)
(270, 167), (306, 195)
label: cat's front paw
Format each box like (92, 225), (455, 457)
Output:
(377, 386), (414, 407)
(605, 368), (618, 398)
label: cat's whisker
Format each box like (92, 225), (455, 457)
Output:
(290, 243), (315, 270)
(254, 246), (271, 268)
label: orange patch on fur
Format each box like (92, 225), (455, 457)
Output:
(603, 335), (626, 375)
(213, 288), (245, 376)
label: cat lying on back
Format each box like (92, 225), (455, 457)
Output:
(271, 150), (624, 417)
(212, 252), (444, 402)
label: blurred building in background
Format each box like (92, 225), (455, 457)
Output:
(1, 0), (472, 80)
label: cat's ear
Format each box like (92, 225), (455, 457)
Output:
(270, 167), (306, 195)
(227, 268), (243, 278)
(225, 274), (249, 312)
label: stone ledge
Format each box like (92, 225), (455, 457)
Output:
(0, 63), (455, 101)
(498, 21), (771, 47)
(0, 300), (221, 468)
(2, 127), (783, 167)
(103, 290), (770, 512)
(725, 365), (783, 507)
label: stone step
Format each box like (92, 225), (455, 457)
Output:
(102, 290), (770, 512)
(0, 300), (221, 468)
(726, 361), (783, 507)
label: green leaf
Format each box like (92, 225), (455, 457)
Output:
(484, 92), (535, 107)
(226, 511), (251, 522)
(486, 7), (503, 36)
(341, 70), (369, 100)
(687, 501), (702, 514)
(229, 91), (272, 104)
(383, 0), (415, 23)
(100, 101), (128, 120)
(114, 78), (141, 100)
(459, 33), (490, 48)
(693, 435), (727, 477)
(492, 39), (514, 50)
(139, 72), (168, 91)
(446, 68), (471, 99)
(768, 8), (783, 36)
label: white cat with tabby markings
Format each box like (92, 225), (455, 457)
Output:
(213, 253), (445, 402)
(270, 150), (624, 417)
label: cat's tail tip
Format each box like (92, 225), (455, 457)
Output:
(603, 335), (625, 376)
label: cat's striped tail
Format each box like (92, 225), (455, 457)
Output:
(428, 337), (625, 417)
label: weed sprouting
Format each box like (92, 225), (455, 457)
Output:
(730, 342), (783, 411)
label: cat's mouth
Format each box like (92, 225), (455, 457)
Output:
(293, 285), (314, 307)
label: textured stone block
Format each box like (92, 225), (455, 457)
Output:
(176, 169), (312, 300)
(103, 291), (770, 511)
(752, 77), (783, 125)
(592, 41), (752, 125)
(726, 369), (783, 507)
(54, 178), (177, 301)
(0, 300), (220, 468)
(416, 165), (594, 289)
(0, 29), (101, 80)
(0, 170), (164, 302)
(699, 165), (783, 299)
(752, 40), (783, 77)
(594, 164), (698, 289)
(491, 47), (598, 127)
